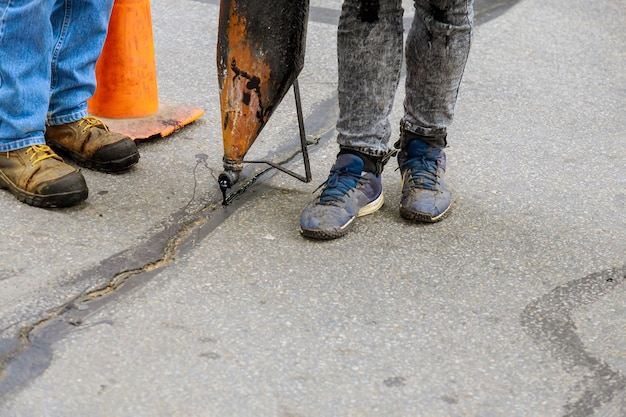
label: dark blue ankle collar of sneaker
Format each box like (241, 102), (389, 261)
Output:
(396, 130), (447, 150)
(338, 148), (393, 175)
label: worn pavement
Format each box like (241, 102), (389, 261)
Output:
(0, 0), (624, 416)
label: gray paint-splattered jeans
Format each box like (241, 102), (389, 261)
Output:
(336, 0), (474, 156)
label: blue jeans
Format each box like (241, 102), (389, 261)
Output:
(336, 0), (474, 156)
(0, 0), (114, 152)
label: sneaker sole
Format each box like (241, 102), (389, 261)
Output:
(0, 172), (88, 208)
(399, 202), (450, 223)
(300, 194), (384, 240)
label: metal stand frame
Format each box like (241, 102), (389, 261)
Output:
(242, 79), (312, 183)
(219, 78), (312, 205)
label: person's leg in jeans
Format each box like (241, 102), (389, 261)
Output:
(44, 0), (140, 173)
(335, 0), (404, 159)
(47, 0), (113, 125)
(0, 0), (88, 208)
(300, 0), (474, 238)
(300, 0), (404, 239)
(398, 0), (473, 222)
(0, 0), (53, 152)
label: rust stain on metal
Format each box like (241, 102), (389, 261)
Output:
(219, 2), (273, 165)
(217, 0), (309, 183)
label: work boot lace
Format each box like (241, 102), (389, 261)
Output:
(314, 168), (364, 207)
(78, 116), (109, 133)
(25, 145), (63, 165)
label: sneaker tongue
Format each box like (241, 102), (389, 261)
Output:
(334, 153), (364, 174)
(408, 139), (430, 154)
(408, 140), (441, 159)
(319, 153), (364, 204)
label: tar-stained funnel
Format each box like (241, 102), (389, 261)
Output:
(217, 0), (310, 200)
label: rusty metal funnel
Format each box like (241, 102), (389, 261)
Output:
(217, 0), (311, 203)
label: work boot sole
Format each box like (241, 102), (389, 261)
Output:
(49, 142), (140, 173)
(0, 171), (88, 208)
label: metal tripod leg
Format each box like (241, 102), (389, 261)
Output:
(219, 78), (312, 205)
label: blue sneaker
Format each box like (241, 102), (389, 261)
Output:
(398, 139), (451, 222)
(300, 153), (383, 239)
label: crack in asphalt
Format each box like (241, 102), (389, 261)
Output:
(194, 0), (523, 26)
(0, 199), (218, 400)
(0, 92), (338, 403)
(0, 171), (264, 401)
(6, 3), (618, 416)
(521, 266), (626, 417)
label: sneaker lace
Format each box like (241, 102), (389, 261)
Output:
(400, 154), (440, 190)
(314, 167), (364, 206)
(26, 145), (63, 165)
(78, 116), (109, 132)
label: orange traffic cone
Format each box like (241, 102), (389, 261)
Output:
(88, 0), (203, 139)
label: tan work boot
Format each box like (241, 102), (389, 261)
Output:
(0, 145), (88, 208)
(45, 116), (139, 173)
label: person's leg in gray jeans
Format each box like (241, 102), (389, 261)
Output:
(300, 0), (474, 239)
(399, 0), (474, 222)
(335, 0), (404, 159)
